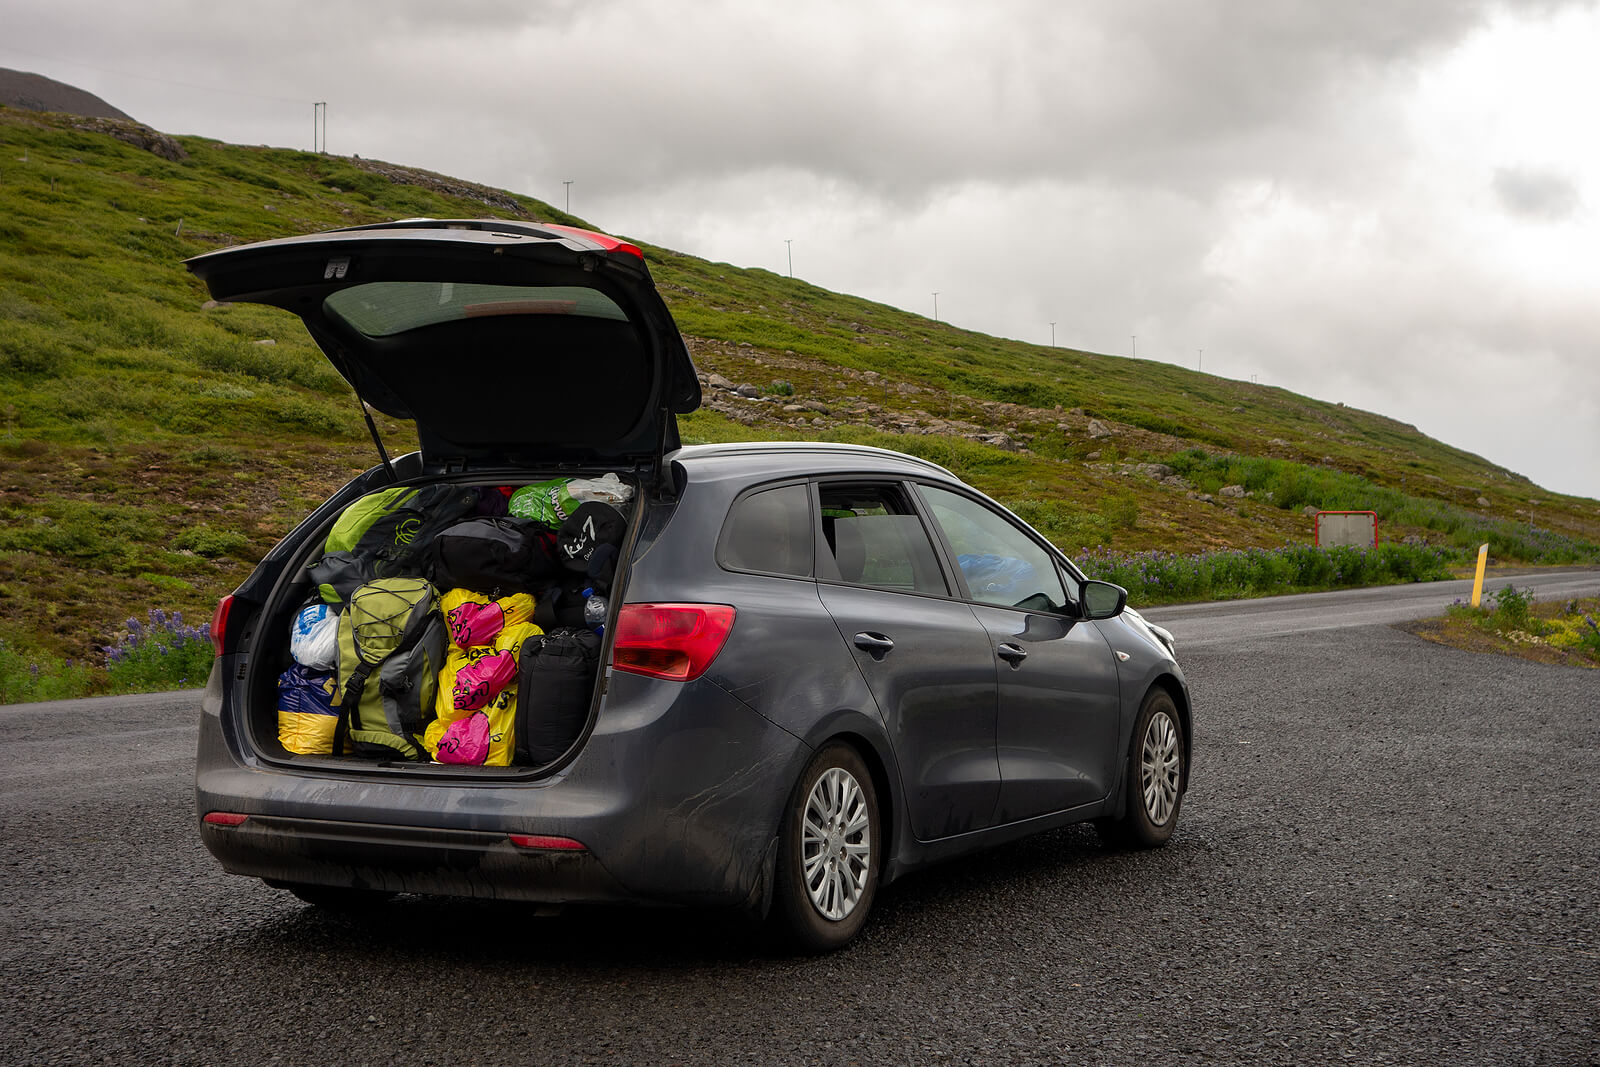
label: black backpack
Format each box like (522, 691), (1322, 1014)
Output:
(310, 484), (481, 605)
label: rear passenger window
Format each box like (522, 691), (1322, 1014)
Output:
(718, 484), (813, 577)
(817, 484), (948, 596)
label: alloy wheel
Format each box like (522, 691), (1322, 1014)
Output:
(1140, 710), (1181, 826)
(801, 767), (873, 921)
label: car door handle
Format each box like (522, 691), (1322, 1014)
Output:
(996, 642), (1027, 667)
(853, 632), (895, 660)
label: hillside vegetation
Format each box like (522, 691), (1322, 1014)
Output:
(2, 107), (1597, 673)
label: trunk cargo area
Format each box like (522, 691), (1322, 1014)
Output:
(244, 470), (639, 776)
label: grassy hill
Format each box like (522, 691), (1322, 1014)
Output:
(2, 106), (1597, 676)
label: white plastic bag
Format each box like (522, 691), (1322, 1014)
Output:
(566, 473), (634, 507)
(289, 602), (339, 671)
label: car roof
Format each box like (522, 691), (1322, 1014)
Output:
(671, 441), (959, 482)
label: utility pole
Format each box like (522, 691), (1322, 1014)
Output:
(313, 102), (326, 153)
(932, 292), (940, 322)
(563, 181), (573, 213)
(785, 239), (793, 278)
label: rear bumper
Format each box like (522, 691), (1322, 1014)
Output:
(200, 815), (632, 903)
(197, 663), (808, 910)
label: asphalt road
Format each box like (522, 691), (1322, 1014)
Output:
(2, 572), (1596, 1066)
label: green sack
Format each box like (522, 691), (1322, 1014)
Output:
(508, 478), (578, 527)
(333, 577), (444, 761)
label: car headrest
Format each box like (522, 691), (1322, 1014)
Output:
(830, 517), (866, 583)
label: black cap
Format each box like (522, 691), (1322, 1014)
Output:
(558, 501), (626, 574)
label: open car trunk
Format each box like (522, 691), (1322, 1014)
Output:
(242, 465), (643, 776)
(185, 220), (698, 777)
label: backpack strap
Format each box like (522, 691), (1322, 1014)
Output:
(330, 659), (376, 757)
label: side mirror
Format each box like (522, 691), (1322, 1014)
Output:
(1081, 580), (1128, 620)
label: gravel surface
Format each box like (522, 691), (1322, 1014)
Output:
(2, 599), (1597, 1065)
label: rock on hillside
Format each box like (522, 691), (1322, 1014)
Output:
(0, 68), (133, 121)
(0, 69), (186, 161)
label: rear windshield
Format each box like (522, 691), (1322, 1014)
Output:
(324, 282), (629, 337)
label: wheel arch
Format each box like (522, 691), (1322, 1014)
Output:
(793, 713), (902, 888)
(822, 729), (898, 884)
(767, 723), (897, 950)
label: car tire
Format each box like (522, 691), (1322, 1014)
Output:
(771, 742), (881, 953)
(274, 881), (397, 912)
(1099, 688), (1185, 849)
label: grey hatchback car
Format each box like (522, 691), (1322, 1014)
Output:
(189, 219), (1191, 951)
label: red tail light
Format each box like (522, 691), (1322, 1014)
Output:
(203, 811), (249, 827)
(509, 834), (587, 851)
(612, 603), (736, 682)
(210, 594), (234, 656)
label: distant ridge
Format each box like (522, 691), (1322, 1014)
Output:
(0, 67), (133, 121)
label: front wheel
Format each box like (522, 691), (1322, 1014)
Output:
(1099, 688), (1186, 848)
(771, 743), (881, 953)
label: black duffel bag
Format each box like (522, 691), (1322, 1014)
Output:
(430, 516), (560, 595)
(515, 627), (601, 766)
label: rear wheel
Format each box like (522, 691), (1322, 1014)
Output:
(771, 743), (880, 952)
(1099, 688), (1185, 848)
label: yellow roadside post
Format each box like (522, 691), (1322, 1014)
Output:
(1470, 543), (1489, 606)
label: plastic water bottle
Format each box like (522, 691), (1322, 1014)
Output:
(583, 589), (607, 635)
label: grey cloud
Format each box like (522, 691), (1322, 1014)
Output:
(163, 0), (602, 34)
(16, 0), (1588, 203)
(1492, 167), (1581, 221)
(416, 0), (1582, 220)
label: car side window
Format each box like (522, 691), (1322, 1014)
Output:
(816, 483), (948, 596)
(718, 483), (814, 577)
(918, 484), (1070, 613)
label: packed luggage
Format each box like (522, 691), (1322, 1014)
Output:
(515, 627), (602, 766)
(427, 588), (542, 766)
(276, 603), (344, 754)
(282, 475), (630, 768)
(311, 485), (480, 606)
(332, 576), (446, 761)
(276, 664), (341, 755)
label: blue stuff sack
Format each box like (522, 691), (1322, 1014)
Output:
(277, 665), (340, 755)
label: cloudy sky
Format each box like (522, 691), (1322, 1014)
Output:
(4, 0), (1597, 497)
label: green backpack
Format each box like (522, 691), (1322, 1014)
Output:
(331, 577), (445, 761)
